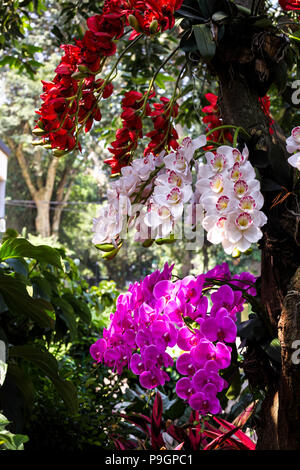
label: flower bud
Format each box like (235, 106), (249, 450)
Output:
(71, 71), (87, 80)
(142, 239), (154, 248)
(32, 139), (44, 146)
(128, 14), (142, 32)
(32, 127), (47, 136)
(149, 19), (159, 35)
(77, 65), (91, 74)
(95, 243), (117, 253)
(52, 149), (68, 157)
(102, 247), (120, 260)
(155, 235), (176, 245)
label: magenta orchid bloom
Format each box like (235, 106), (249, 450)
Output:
(90, 262), (256, 416)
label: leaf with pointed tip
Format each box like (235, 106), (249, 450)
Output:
(0, 238), (62, 269)
(193, 24), (216, 61)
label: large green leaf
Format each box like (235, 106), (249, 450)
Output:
(62, 293), (91, 324)
(52, 296), (78, 341)
(193, 24), (216, 61)
(0, 272), (55, 329)
(0, 238), (63, 269)
(9, 345), (78, 414)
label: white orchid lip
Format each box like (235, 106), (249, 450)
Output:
(166, 187), (181, 204)
(234, 179), (248, 198)
(239, 195), (256, 212)
(217, 217), (227, 229)
(210, 154), (226, 173)
(235, 212), (253, 230)
(210, 174), (224, 193)
(167, 170), (182, 187)
(174, 154), (188, 172)
(292, 127), (300, 143)
(232, 149), (243, 163)
(230, 162), (241, 181)
(216, 195), (229, 212)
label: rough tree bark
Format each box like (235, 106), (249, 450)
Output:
(210, 0), (300, 449)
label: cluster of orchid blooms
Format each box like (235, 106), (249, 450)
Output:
(286, 126), (300, 171)
(90, 262), (256, 414)
(33, 0), (183, 163)
(93, 133), (268, 256)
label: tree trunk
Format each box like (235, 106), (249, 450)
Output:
(209, 1), (300, 448)
(35, 197), (51, 238)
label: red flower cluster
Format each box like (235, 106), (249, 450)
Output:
(279, 0), (300, 10)
(144, 96), (179, 155)
(34, 0), (183, 154)
(105, 93), (180, 174)
(259, 95), (274, 135)
(125, 0), (184, 38)
(201, 93), (233, 148)
(35, 8), (122, 152)
(105, 90), (151, 174)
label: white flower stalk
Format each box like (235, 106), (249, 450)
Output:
(286, 126), (300, 170)
(196, 144), (266, 254)
(93, 137), (268, 255)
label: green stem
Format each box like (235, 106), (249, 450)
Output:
(205, 124), (250, 140)
(141, 45), (181, 117)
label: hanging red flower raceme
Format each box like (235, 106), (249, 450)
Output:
(33, 0), (183, 157)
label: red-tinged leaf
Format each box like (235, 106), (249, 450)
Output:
(213, 417), (256, 450)
(114, 438), (127, 450)
(202, 429), (223, 440)
(174, 442), (185, 450)
(203, 426), (241, 450)
(166, 425), (188, 444)
(152, 391), (163, 430)
(151, 392), (164, 451)
(112, 435), (137, 450)
(232, 401), (257, 428)
(122, 413), (151, 437)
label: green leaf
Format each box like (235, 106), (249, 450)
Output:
(9, 345), (78, 414)
(260, 338), (281, 363)
(154, 73), (175, 90)
(3, 258), (29, 277)
(62, 293), (91, 324)
(0, 272), (55, 329)
(193, 24), (216, 61)
(0, 238), (63, 269)
(225, 369), (242, 400)
(180, 30), (199, 53)
(7, 363), (35, 412)
(52, 296), (78, 341)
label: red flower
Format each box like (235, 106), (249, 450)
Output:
(201, 93), (233, 147)
(87, 13), (124, 39)
(259, 95), (274, 135)
(279, 0), (300, 10)
(144, 96), (179, 155)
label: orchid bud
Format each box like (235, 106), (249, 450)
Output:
(95, 243), (117, 253)
(142, 239), (154, 248)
